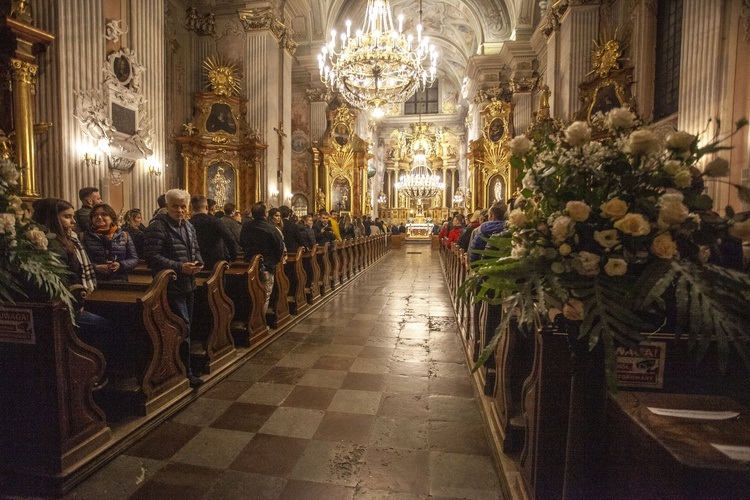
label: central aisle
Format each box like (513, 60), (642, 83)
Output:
(68, 244), (504, 499)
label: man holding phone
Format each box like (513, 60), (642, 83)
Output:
(144, 189), (205, 387)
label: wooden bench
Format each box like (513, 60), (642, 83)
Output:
(0, 291), (111, 495)
(302, 244), (321, 305)
(316, 242), (331, 295)
(284, 247), (309, 316)
(85, 270), (192, 417)
(267, 259), (291, 329)
(225, 255), (270, 348)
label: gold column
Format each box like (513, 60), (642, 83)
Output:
(9, 58), (37, 197)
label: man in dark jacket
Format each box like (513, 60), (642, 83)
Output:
(313, 211), (337, 247)
(240, 202), (285, 315)
(74, 186), (102, 235)
(190, 194), (238, 269)
(280, 205), (307, 252)
(458, 209), (482, 251)
(219, 202), (242, 242)
(143, 188), (205, 387)
(299, 214), (316, 249)
(469, 203), (507, 263)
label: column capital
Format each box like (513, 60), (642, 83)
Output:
(238, 7), (297, 55)
(306, 87), (332, 103)
(8, 58), (37, 92)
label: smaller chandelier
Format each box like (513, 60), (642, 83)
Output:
(319, 0), (437, 117)
(395, 155), (444, 199)
(377, 192), (387, 204)
(453, 189), (464, 206)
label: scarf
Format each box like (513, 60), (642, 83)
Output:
(95, 224), (118, 238)
(71, 232), (97, 293)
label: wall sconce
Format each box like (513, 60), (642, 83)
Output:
(453, 189), (464, 206)
(147, 160), (163, 177)
(377, 192), (387, 204)
(270, 188), (279, 198)
(83, 152), (101, 168)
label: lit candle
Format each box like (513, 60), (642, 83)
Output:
(398, 14), (403, 33)
(346, 19), (351, 38)
(417, 24), (422, 43)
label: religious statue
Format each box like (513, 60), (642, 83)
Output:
(538, 84), (551, 121)
(435, 189), (443, 208)
(316, 187), (326, 210)
(210, 166), (231, 208)
(493, 178), (504, 203)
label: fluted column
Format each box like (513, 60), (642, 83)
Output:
(240, 6), (295, 206)
(306, 88), (330, 147)
(678, 0), (726, 206)
(555, 3), (600, 119)
(33, 0), (105, 203)
(131, 0), (166, 216)
(629, 0), (657, 121)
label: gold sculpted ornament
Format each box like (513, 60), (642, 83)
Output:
(203, 55), (242, 97)
(590, 37), (622, 78)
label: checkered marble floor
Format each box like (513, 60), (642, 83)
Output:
(66, 246), (504, 499)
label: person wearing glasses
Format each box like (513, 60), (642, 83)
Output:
(83, 203), (139, 282)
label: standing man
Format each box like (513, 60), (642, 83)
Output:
(240, 202), (285, 316)
(75, 187), (102, 235)
(313, 211), (337, 247)
(143, 189), (205, 388)
(219, 202), (242, 243)
(280, 205), (307, 252)
(329, 209), (343, 241)
(190, 194), (238, 269)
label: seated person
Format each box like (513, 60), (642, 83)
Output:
(123, 208), (146, 257)
(83, 203), (139, 281)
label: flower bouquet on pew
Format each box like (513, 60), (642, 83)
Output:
(462, 108), (750, 389)
(0, 157), (73, 312)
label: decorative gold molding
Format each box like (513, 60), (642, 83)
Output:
(10, 0), (32, 24)
(305, 87), (332, 103)
(9, 59), (37, 90)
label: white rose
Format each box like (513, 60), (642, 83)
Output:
(563, 299), (585, 321)
(663, 160), (683, 175)
(628, 129), (662, 155)
(666, 131), (695, 152)
(551, 216), (574, 243)
(509, 135), (532, 157)
(558, 243), (572, 256)
(703, 157), (730, 177)
(0, 159), (19, 187)
(508, 209), (527, 228)
(594, 229), (620, 249)
(658, 200), (689, 226)
(511, 246), (528, 260)
(673, 170), (693, 188)
(576, 251), (601, 276)
(605, 107), (636, 130)
(600, 198), (629, 220)
(650, 232), (678, 259)
(566, 201), (590, 222)
(604, 258), (628, 276)
(564, 121), (591, 147)
(614, 213), (651, 236)
(25, 227), (48, 251)
(729, 219), (750, 241)
(522, 170), (538, 191)
(0, 213), (16, 238)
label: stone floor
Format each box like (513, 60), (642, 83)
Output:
(65, 244), (504, 499)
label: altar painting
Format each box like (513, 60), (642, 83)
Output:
(206, 161), (236, 208)
(331, 177), (351, 212)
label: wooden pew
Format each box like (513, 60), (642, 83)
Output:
(346, 239), (355, 278)
(339, 240), (349, 282)
(225, 256), (270, 348)
(0, 290), (112, 495)
(303, 244), (321, 305)
(285, 247), (309, 315)
(191, 261), (236, 374)
(267, 259), (291, 329)
(85, 270), (192, 417)
(331, 240), (342, 286)
(316, 242), (331, 295)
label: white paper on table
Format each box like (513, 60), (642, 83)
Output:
(647, 407), (740, 420)
(711, 444), (750, 461)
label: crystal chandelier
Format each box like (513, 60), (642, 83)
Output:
(395, 152), (444, 199)
(318, 0), (437, 118)
(377, 192), (387, 204)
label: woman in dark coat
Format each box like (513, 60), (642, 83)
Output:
(123, 208), (146, 257)
(83, 203), (139, 282)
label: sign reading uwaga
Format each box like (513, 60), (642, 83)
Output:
(616, 341), (666, 389)
(0, 308), (35, 344)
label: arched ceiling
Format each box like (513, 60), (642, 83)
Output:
(289, 0), (518, 89)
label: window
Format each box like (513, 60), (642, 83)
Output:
(653, 0), (683, 121)
(404, 80), (439, 115)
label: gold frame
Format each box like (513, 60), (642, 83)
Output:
(576, 67), (635, 124)
(203, 158), (239, 208)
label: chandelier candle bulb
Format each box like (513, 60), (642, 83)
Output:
(398, 14), (403, 33)
(346, 19), (351, 38)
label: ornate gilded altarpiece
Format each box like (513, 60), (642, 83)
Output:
(467, 98), (515, 209)
(575, 36), (636, 124)
(176, 56), (266, 210)
(311, 106), (370, 215)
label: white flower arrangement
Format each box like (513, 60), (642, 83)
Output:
(464, 110), (750, 387)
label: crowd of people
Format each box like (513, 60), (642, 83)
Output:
(436, 202), (509, 263)
(28, 187), (398, 388)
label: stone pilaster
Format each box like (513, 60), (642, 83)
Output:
(306, 87), (330, 146)
(628, 0), (657, 121)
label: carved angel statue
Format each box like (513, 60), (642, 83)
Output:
(182, 122), (198, 136)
